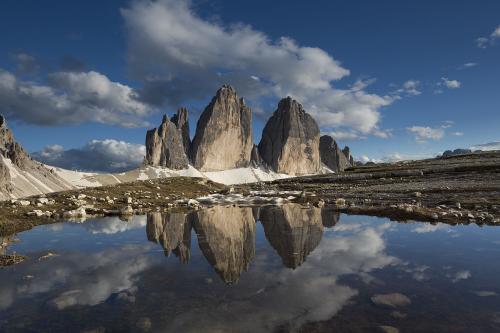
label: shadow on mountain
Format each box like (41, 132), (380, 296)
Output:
(192, 206), (256, 284)
(259, 204), (325, 269)
(146, 212), (192, 264)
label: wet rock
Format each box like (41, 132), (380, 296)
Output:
(379, 326), (400, 333)
(119, 205), (134, 216)
(371, 293), (411, 307)
(0, 254), (26, 266)
(191, 85), (253, 171)
(63, 207), (87, 219)
(258, 97), (321, 175)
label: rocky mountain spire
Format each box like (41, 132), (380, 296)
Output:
(319, 135), (352, 172)
(191, 85), (253, 171)
(342, 146), (354, 166)
(170, 107), (191, 158)
(145, 115), (189, 169)
(258, 97), (321, 175)
(0, 114), (74, 200)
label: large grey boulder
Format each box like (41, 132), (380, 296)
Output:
(145, 114), (189, 169)
(258, 97), (321, 175)
(319, 135), (352, 172)
(191, 85), (253, 171)
(170, 107), (191, 157)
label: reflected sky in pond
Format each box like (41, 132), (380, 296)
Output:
(2, 204), (500, 332)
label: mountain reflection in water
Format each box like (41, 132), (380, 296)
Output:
(2, 204), (500, 332)
(146, 204), (340, 283)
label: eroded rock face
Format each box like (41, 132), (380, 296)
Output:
(0, 114), (73, 200)
(191, 85), (253, 171)
(145, 115), (189, 169)
(193, 206), (256, 283)
(258, 97), (321, 175)
(343, 146), (354, 166)
(170, 108), (191, 157)
(250, 144), (261, 167)
(260, 204), (323, 269)
(0, 115), (30, 170)
(146, 212), (192, 263)
(319, 135), (352, 172)
(0, 157), (11, 195)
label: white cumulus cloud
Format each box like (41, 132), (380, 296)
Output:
(440, 77), (461, 89)
(32, 139), (146, 172)
(407, 126), (445, 143)
(121, 0), (393, 137)
(0, 69), (154, 127)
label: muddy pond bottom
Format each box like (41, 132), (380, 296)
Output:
(1, 204), (500, 332)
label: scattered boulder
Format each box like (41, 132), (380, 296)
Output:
(258, 97), (321, 175)
(191, 85), (253, 171)
(319, 135), (352, 172)
(63, 207), (87, 219)
(145, 114), (189, 169)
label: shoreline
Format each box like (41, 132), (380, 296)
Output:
(1, 152), (499, 239)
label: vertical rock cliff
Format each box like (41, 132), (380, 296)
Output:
(0, 115), (73, 200)
(342, 146), (354, 166)
(191, 85), (253, 171)
(170, 107), (191, 158)
(258, 97), (321, 175)
(145, 114), (189, 169)
(319, 135), (352, 172)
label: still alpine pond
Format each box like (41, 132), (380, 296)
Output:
(2, 204), (500, 332)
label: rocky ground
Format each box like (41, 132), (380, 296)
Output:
(1, 152), (499, 247)
(0, 177), (225, 237)
(238, 151), (500, 226)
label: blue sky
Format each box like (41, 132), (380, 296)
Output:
(0, 0), (499, 169)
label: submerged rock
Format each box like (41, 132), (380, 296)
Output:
(371, 293), (411, 308)
(258, 97), (321, 175)
(191, 85), (253, 171)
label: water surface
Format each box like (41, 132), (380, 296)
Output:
(1, 204), (500, 332)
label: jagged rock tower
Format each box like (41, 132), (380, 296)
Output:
(258, 97), (321, 175)
(0, 114), (73, 200)
(191, 85), (253, 171)
(319, 135), (352, 172)
(145, 112), (190, 169)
